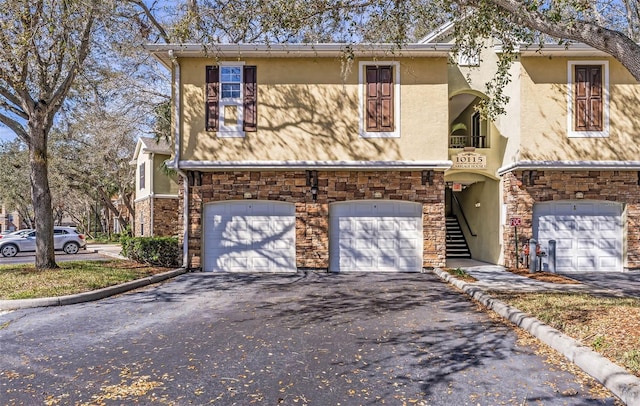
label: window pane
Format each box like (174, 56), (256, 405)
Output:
(221, 83), (241, 98)
(221, 67), (241, 83)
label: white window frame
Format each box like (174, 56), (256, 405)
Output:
(139, 162), (145, 190)
(567, 60), (609, 138)
(359, 61), (401, 138)
(457, 49), (480, 67)
(218, 61), (246, 138)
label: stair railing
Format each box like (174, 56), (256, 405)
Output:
(452, 194), (477, 237)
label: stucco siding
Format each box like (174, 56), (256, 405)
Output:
(153, 154), (179, 195)
(520, 56), (640, 161)
(178, 57), (449, 163)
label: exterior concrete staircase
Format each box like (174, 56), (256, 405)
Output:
(446, 216), (471, 258)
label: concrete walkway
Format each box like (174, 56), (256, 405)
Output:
(437, 259), (640, 406)
(446, 259), (627, 296)
(86, 242), (127, 260)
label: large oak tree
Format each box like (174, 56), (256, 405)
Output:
(0, 0), (100, 269)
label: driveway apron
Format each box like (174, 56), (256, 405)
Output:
(0, 272), (620, 405)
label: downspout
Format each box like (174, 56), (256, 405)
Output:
(149, 152), (155, 237)
(169, 50), (190, 269)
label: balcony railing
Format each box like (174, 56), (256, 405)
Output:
(449, 135), (487, 148)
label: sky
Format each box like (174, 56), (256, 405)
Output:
(0, 126), (16, 142)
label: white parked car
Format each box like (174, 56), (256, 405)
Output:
(0, 227), (86, 257)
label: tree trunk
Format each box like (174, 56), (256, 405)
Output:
(28, 120), (57, 270)
(97, 186), (130, 231)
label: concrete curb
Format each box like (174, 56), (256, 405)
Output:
(0, 268), (188, 311)
(432, 267), (640, 406)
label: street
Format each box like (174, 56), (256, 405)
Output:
(0, 271), (620, 405)
(0, 250), (112, 265)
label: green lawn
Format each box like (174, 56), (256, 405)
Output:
(0, 260), (172, 300)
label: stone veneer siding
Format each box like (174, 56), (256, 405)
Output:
(134, 198), (151, 237)
(502, 170), (640, 269)
(152, 197), (180, 237)
(181, 170), (446, 270)
(134, 197), (179, 237)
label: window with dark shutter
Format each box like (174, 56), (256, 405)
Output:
(574, 65), (603, 132)
(243, 66), (257, 132)
(365, 65), (394, 132)
(205, 65), (219, 131)
(205, 65), (257, 135)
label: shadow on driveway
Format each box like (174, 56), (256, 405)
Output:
(0, 271), (619, 405)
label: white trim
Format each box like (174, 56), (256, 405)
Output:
(567, 60), (609, 138)
(178, 160), (452, 170)
(218, 64), (246, 137)
(146, 43), (454, 69)
(506, 43), (610, 57)
(497, 160), (640, 176)
(358, 61), (401, 138)
(153, 194), (179, 199)
(419, 21), (456, 44)
(134, 194), (178, 203)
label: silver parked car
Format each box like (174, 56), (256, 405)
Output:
(0, 227), (87, 257)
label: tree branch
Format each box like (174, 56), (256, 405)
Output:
(486, 0), (640, 81)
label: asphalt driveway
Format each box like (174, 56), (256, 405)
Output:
(0, 271), (620, 405)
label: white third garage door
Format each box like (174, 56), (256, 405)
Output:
(329, 201), (423, 272)
(533, 201), (623, 272)
(203, 201), (296, 272)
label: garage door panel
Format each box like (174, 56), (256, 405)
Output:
(330, 201), (423, 272)
(577, 239), (596, 250)
(600, 238), (618, 250)
(378, 238), (396, 249)
(556, 219), (575, 231)
(534, 201), (622, 272)
(599, 257), (618, 270)
(577, 219), (595, 231)
(577, 256), (596, 269)
(556, 257), (575, 272)
(379, 219), (396, 231)
(599, 219), (618, 231)
(398, 238), (419, 249)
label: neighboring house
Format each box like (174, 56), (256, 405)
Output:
(0, 204), (23, 232)
(131, 136), (179, 237)
(146, 37), (640, 273)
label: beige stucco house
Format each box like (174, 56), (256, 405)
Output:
(146, 35), (640, 273)
(131, 136), (179, 237)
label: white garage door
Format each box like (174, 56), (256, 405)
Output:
(329, 201), (423, 272)
(533, 201), (623, 272)
(203, 201), (296, 272)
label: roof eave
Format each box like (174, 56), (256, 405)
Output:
(495, 43), (611, 57)
(144, 43), (454, 67)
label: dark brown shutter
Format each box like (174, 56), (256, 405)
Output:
(243, 66), (257, 132)
(205, 66), (219, 131)
(365, 65), (394, 132)
(575, 65), (602, 131)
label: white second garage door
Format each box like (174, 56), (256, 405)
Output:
(203, 201), (296, 272)
(329, 201), (423, 272)
(533, 201), (623, 272)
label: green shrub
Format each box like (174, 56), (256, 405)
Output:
(120, 235), (182, 268)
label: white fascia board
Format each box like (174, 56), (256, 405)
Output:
(498, 160), (640, 176)
(495, 43), (610, 57)
(145, 43), (454, 68)
(178, 160), (453, 171)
